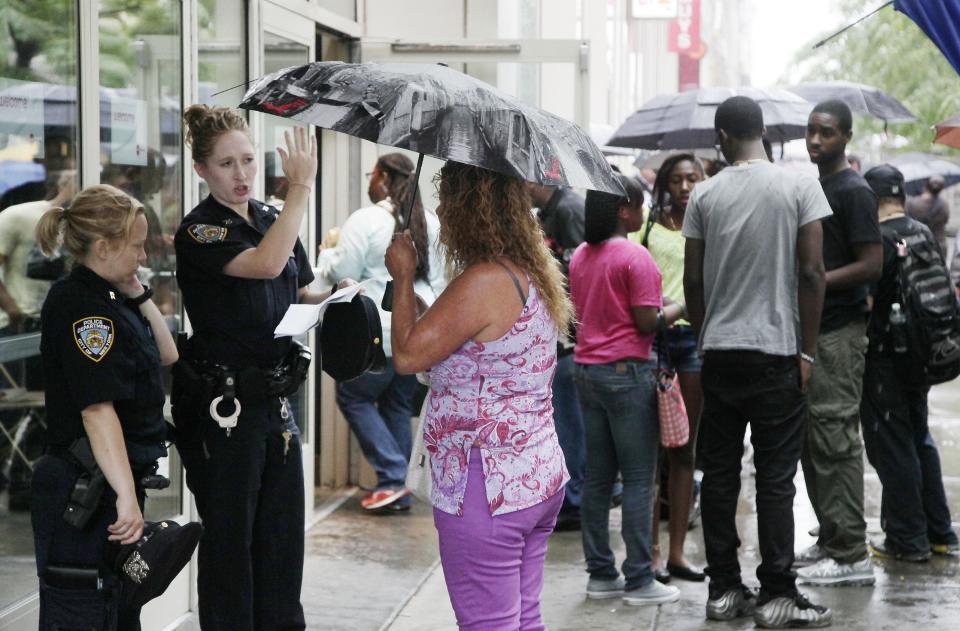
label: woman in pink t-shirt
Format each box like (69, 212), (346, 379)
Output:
(568, 174), (683, 606)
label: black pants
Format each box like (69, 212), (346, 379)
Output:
(178, 396), (306, 631)
(861, 356), (959, 554)
(699, 351), (806, 599)
(31, 455), (144, 631)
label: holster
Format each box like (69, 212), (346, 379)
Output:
(62, 438), (107, 530)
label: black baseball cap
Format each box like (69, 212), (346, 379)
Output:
(864, 164), (906, 199)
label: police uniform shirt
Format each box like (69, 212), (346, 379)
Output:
(174, 195), (315, 368)
(41, 265), (167, 465)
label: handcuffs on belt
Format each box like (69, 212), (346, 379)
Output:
(205, 342), (311, 437)
(209, 373), (241, 436)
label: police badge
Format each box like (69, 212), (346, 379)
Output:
(188, 223), (228, 244)
(73, 317), (115, 362)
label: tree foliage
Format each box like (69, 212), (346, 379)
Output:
(791, 0), (960, 155)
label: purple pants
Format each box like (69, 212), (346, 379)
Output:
(434, 448), (564, 631)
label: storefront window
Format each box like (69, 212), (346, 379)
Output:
(263, 31), (312, 437)
(0, 0), (79, 610)
(199, 0), (247, 108)
(99, 0), (184, 521)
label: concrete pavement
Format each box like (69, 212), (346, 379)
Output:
(178, 382), (960, 630)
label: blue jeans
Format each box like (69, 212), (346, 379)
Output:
(336, 359), (417, 498)
(553, 353), (584, 512)
(576, 359), (659, 590)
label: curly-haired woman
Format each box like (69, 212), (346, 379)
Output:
(386, 161), (571, 631)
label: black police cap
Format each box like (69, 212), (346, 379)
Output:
(320, 294), (387, 381)
(114, 520), (202, 610)
(864, 164), (906, 199)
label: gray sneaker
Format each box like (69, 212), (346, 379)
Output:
(796, 557), (875, 586)
(754, 593), (832, 628)
(622, 580), (680, 606)
(793, 542), (827, 568)
(706, 585), (758, 621)
(586, 576), (625, 599)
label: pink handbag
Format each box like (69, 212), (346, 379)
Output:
(656, 319), (690, 448)
(656, 368), (689, 448)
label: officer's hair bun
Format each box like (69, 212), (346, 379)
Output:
(183, 104), (250, 164)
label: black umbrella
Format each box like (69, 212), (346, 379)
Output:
(607, 86), (813, 150)
(786, 81), (916, 124)
(239, 61), (621, 195)
(887, 152), (960, 195)
(239, 60), (622, 308)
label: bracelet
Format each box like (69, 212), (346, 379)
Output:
(128, 285), (153, 307)
(800, 351), (816, 365)
(288, 182), (313, 192)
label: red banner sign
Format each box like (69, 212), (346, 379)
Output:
(668, 0), (700, 54)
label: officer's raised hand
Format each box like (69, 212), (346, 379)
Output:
(277, 126), (317, 192)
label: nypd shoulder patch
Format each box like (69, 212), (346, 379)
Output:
(73, 317), (115, 363)
(188, 223), (228, 244)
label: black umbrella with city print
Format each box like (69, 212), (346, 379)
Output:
(239, 60), (622, 308)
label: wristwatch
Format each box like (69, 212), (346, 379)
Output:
(800, 351), (816, 365)
(128, 285), (154, 307)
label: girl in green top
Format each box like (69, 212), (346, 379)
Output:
(632, 153), (705, 583)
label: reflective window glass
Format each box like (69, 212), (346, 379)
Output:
(263, 31), (311, 438)
(99, 0), (183, 521)
(0, 0), (79, 611)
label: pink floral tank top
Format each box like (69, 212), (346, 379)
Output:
(424, 280), (569, 516)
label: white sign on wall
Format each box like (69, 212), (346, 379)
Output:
(631, 0), (679, 19)
(0, 79), (46, 157)
(109, 97), (148, 166)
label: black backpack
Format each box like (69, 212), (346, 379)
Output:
(882, 221), (960, 386)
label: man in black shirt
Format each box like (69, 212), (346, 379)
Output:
(528, 184), (586, 531)
(797, 100), (882, 587)
(861, 165), (959, 560)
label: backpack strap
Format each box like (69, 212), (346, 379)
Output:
(494, 260), (527, 307)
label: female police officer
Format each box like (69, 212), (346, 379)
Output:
(173, 106), (336, 631)
(31, 184), (179, 630)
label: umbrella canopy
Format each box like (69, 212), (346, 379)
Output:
(887, 152), (960, 195)
(239, 61), (622, 195)
(786, 81), (916, 123)
(895, 0), (960, 78)
(607, 86), (813, 150)
(934, 113), (960, 150)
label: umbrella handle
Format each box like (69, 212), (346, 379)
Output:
(382, 153), (425, 313)
(381, 281), (395, 312)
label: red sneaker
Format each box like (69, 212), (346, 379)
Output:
(361, 488), (410, 511)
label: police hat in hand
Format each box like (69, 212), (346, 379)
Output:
(114, 520), (202, 610)
(320, 294), (387, 381)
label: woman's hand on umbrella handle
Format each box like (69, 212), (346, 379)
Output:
(385, 230), (417, 283)
(276, 126), (317, 188)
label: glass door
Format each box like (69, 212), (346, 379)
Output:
(262, 1), (317, 515)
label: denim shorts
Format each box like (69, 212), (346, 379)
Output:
(654, 325), (702, 374)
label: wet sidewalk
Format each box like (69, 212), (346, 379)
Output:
(180, 382), (960, 630)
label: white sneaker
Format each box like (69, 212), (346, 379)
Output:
(623, 580), (680, 606)
(796, 556), (875, 586)
(793, 542), (827, 568)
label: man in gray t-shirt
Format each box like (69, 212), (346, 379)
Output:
(682, 96), (833, 627)
(683, 162), (832, 355)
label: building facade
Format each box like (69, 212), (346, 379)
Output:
(0, 1), (686, 628)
